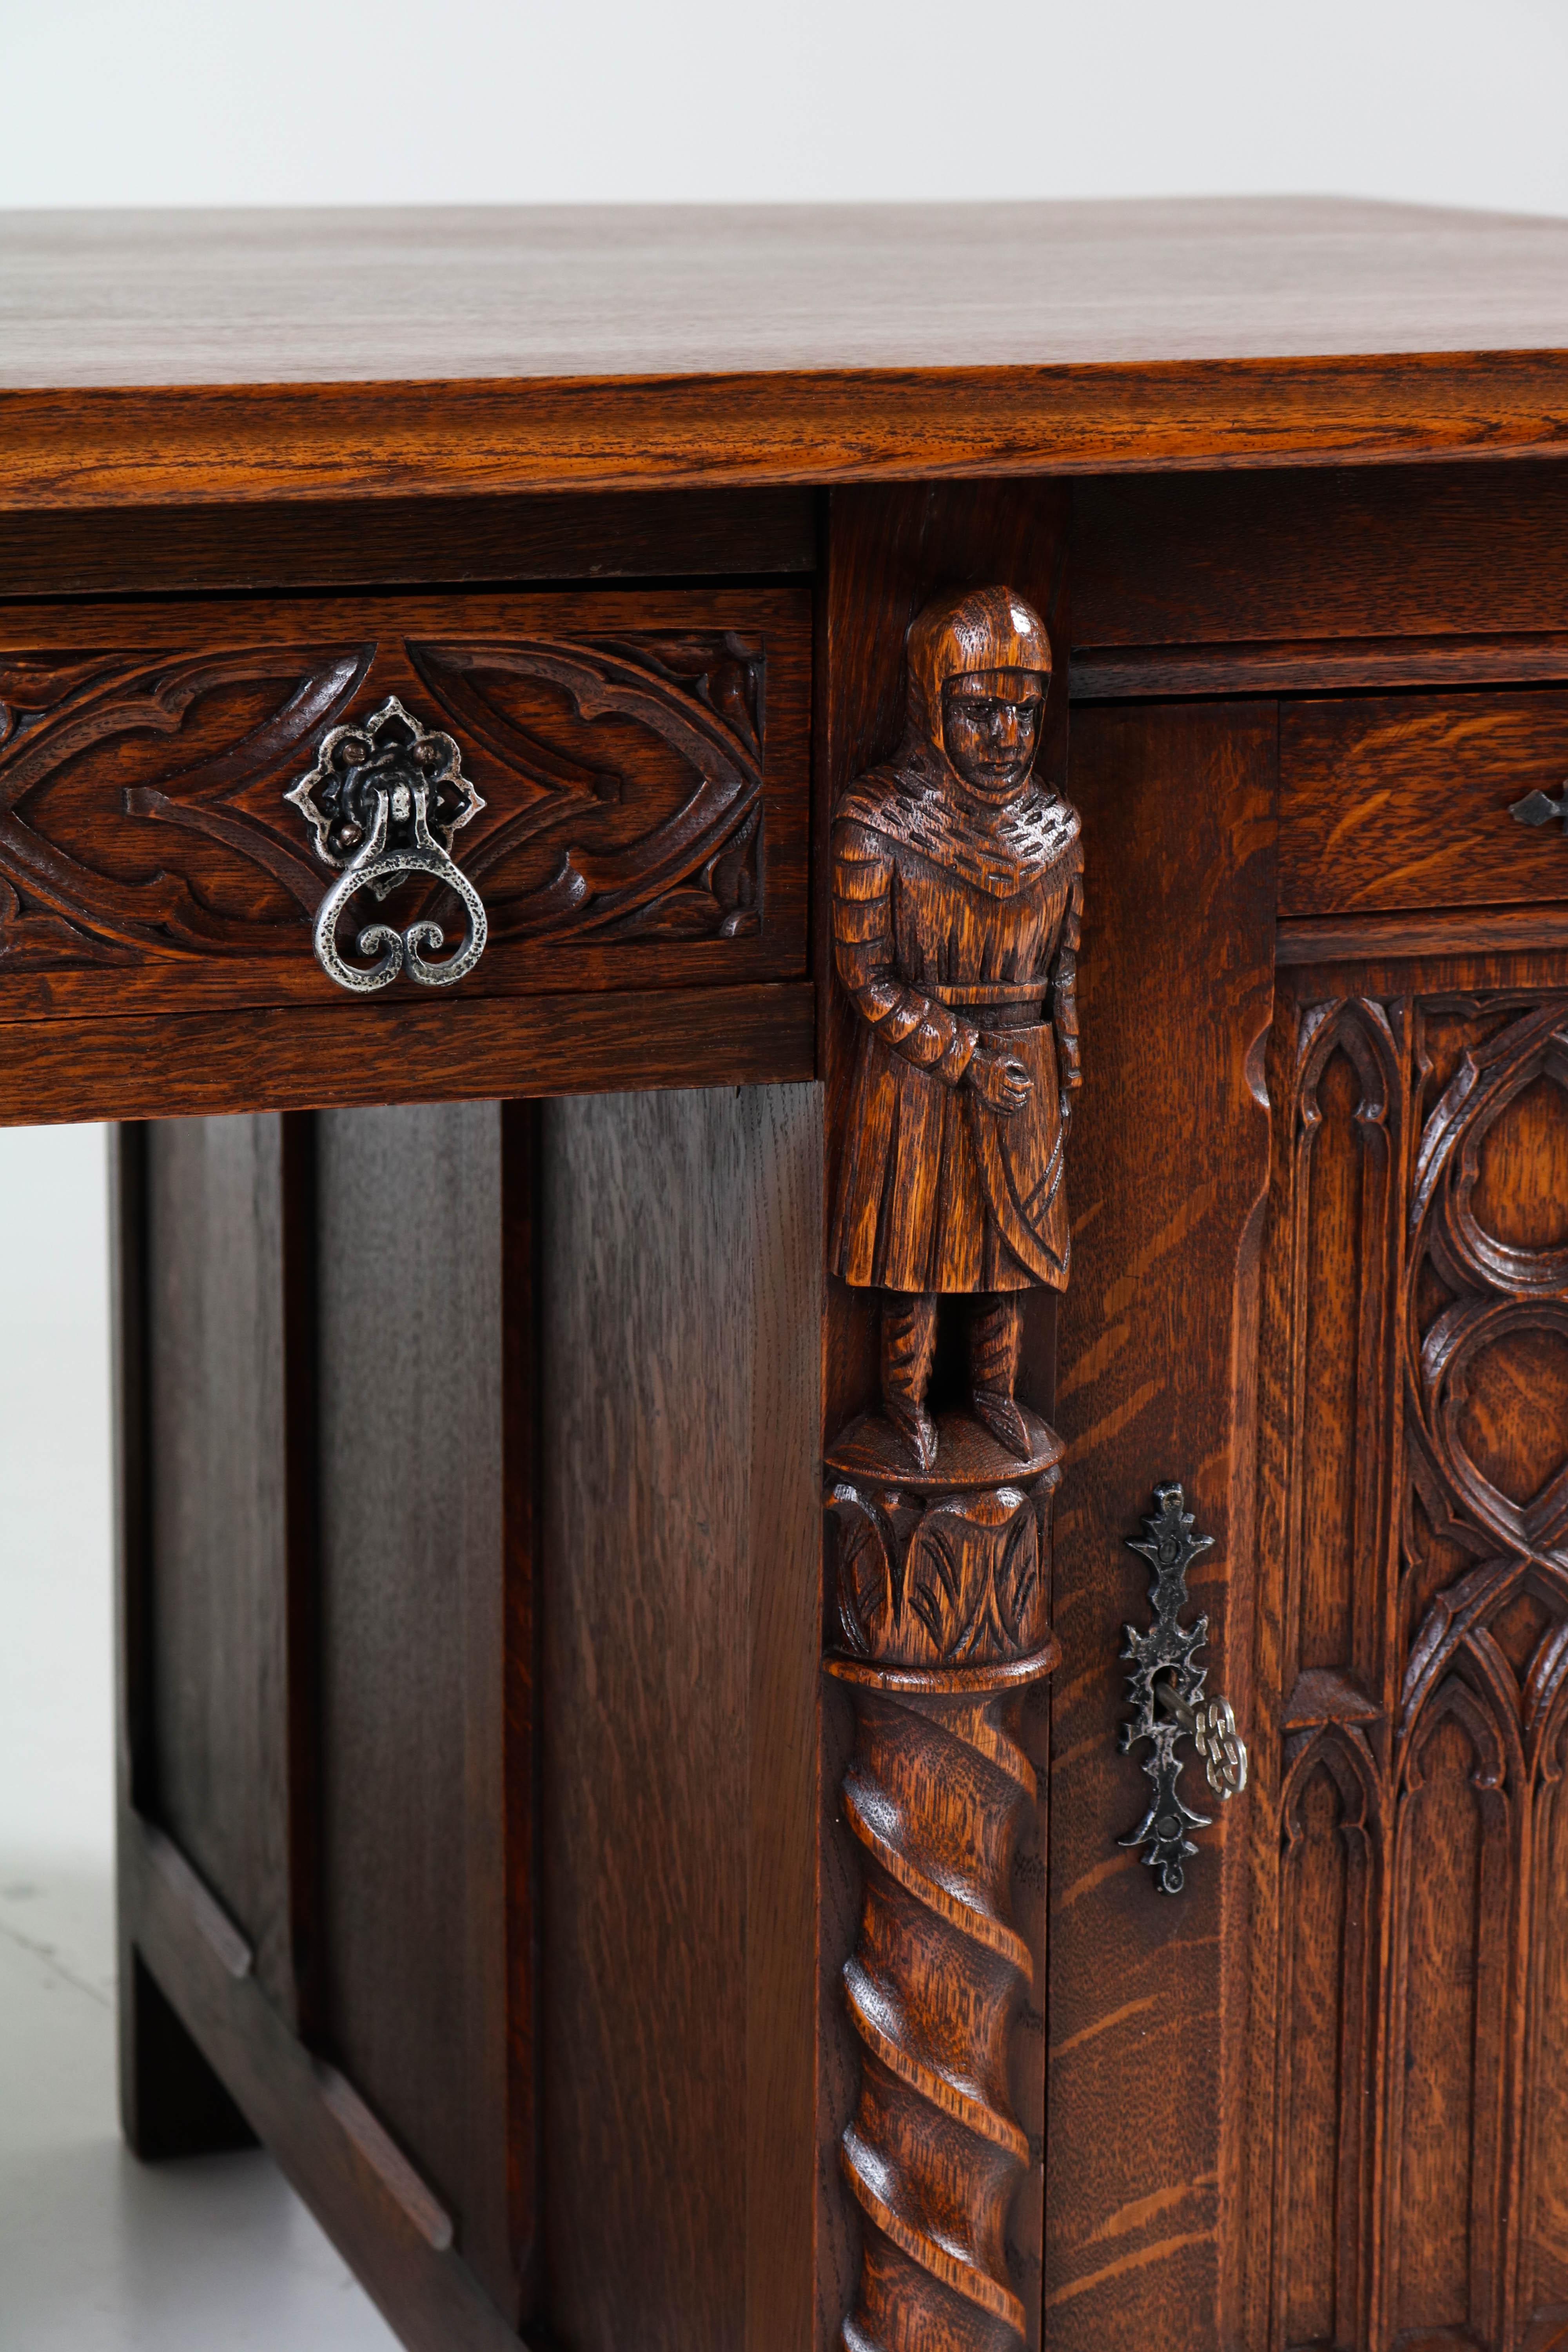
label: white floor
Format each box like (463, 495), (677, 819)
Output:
(0, 1122), (397, 2348)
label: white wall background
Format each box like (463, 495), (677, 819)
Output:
(2, 0), (1568, 216)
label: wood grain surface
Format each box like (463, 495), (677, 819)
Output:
(121, 1810), (523, 2352)
(1072, 460), (1568, 652)
(142, 1118), (294, 2010)
(1073, 634), (1568, 702)
(314, 1102), (518, 2320)
(0, 979), (815, 1127)
(0, 487), (815, 601)
(10, 351), (1568, 511)
(539, 1083), (820, 2352)
(1045, 701), (1276, 2349)
(1278, 905), (1568, 966)
(114, 1122), (260, 2162)
(1280, 690), (1568, 916)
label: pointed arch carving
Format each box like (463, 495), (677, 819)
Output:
(1270, 1725), (1382, 2352)
(1253, 981), (1568, 2350)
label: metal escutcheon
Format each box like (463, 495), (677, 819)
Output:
(287, 695), (488, 994)
(1117, 1482), (1249, 1895)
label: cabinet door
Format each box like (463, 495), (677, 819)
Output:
(1241, 946), (1568, 2352)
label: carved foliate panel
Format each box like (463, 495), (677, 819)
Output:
(1253, 982), (1568, 2352)
(0, 597), (802, 1002)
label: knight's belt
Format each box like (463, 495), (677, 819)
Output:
(924, 979), (1046, 1008)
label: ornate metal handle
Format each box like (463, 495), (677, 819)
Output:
(1118, 1482), (1248, 1894)
(1510, 780), (1568, 833)
(286, 695), (488, 993)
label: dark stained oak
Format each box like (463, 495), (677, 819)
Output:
(143, 1117), (293, 2011)
(122, 1810), (522, 2352)
(539, 1083), (820, 2352)
(113, 1122), (261, 2163)
(1072, 460), (1568, 651)
(1278, 905), (1568, 965)
(314, 1103), (519, 2318)
(11, 353), (1568, 512)
(0, 979), (814, 1127)
(1073, 634), (1568, 701)
(1046, 701), (1277, 2351)
(0, 487), (815, 601)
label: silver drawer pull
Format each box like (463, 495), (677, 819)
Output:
(287, 695), (488, 993)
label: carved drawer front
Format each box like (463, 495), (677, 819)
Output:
(0, 586), (809, 1021)
(1281, 689), (1568, 916)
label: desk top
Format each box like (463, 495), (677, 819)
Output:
(4, 197), (1568, 504)
(8, 197), (1568, 385)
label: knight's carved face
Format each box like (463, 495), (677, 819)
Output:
(942, 667), (1047, 801)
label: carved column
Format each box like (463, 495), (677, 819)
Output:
(822, 571), (1076, 2352)
(826, 1418), (1060, 2352)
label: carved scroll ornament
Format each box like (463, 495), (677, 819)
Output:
(825, 588), (1079, 2352)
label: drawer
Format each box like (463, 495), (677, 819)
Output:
(0, 585), (810, 1022)
(1279, 689), (1568, 916)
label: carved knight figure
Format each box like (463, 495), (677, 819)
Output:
(830, 585), (1082, 1470)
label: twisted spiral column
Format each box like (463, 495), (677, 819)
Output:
(826, 1646), (1058, 2352)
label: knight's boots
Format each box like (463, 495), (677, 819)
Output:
(882, 1292), (939, 1472)
(969, 1292), (1031, 1458)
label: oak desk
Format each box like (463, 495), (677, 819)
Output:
(6, 197), (1568, 2352)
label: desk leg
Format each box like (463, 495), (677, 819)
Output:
(112, 1123), (259, 2157)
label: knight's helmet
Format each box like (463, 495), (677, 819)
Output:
(904, 585), (1053, 754)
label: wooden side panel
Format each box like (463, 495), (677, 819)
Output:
(315, 1100), (519, 2320)
(1045, 701), (1276, 2349)
(538, 1082), (821, 2352)
(143, 1115), (293, 2008)
(116, 1120), (259, 2161)
(1245, 971), (1568, 2352)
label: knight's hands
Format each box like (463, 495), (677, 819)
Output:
(967, 1045), (1034, 1115)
